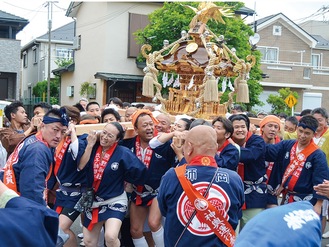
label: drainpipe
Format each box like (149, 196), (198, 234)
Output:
(107, 80), (117, 103)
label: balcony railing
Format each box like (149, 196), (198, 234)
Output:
(261, 60), (329, 75)
(21, 97), (59, 105)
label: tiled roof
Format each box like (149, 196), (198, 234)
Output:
(0, 10), (29, 31)
(253, 14), (278, 25)
(312, 34), (329, 49)
(235, 6), (255, 16)
(94, 72), (144, 82)
(0, 10), (28, 22)
(37, 21), (74, 42)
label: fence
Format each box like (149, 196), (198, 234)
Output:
(21, 97), (59, 117)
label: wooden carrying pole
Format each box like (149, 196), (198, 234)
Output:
(75, 122), (136, 139)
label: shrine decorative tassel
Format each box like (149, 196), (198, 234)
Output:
(235, 60), (249, 103)
(188, 75), (195, 89)
(204, 74), (218, 102)
(142, 67), (155, 97)
(235, 78), (249, 103)
(173, 74), (180, 88)
(162, 72), (168, 88)
(167, 73), (174, 86)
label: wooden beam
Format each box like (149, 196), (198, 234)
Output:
(118, 109), (126, 117)
(249, 117), (261, 126)
(75, 122), (136, 139)
(75, 116), (279, 139)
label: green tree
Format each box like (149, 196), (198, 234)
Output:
(134, 1), (263, 110)
(55, 58), (73, 68)
(267, 88), (299, 115)
(32, 79), (60, 104)
(32, 58), (73, 104)
(79, 81), (96, 99)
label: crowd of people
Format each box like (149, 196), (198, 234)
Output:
(0, 97), (329, 247)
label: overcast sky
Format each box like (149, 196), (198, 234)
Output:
(0, 0), (328, 46)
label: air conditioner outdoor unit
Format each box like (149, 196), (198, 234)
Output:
(72, 36), (81, 50)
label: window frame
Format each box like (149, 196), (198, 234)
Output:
(128, 13), (150, 58)
(32, 46), (37, 64)
(258, 46), (279, 63)
(23, 51), (28, 68)
(55, 47), (73, 60)
(311, 53), (321, 69)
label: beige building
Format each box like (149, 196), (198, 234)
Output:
(299, 20), (329, 41)
(58, 2), (162, 106)
(254, 13), (329, 113)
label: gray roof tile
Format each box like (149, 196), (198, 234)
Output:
(312, 34), (329, 49)
(0, 10), (28, 22)
(37, 21), (74, 41)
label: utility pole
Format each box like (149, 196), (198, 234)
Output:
(45, 1), (57, 104)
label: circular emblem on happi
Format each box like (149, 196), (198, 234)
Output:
(186, 42), (198, 53)
(177, 182), (231, 236)
(305, 162), (312, 169)
(297, 153), (305, 161)
(111, 162), (119, 171)
(201, 157), (211, 166)
(194, 198), (208, 211)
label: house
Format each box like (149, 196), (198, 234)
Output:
(0, 10), (28, 101)
(253, 13), (329, 113)
(57, 2), (255, 107)
(20, 21), (74, 104)
(56, 2), (163, 106)
(299, 20), (329, 41)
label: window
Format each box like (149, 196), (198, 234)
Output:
(303, 68), (311, 79)
(23, 51), (28, 68)
(302, 93), (322, 110)
(273, 25), (282, 36)
(55, 48), (73, 60)
(258, 46), (279, 63)
(311, 54), (321, 68)
(128, 13), (150, 58)
(32, 46), (37, 64)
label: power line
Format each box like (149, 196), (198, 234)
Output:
(294, 5), (329, 23)
(2, 1), (44, 12)
(53, 2), (67, 12)
(75, 3), (143, 33)
(2, 0), (65, 13)
(24, 4), (45, 23)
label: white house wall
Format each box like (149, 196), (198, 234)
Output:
(61, 2), (160, 106)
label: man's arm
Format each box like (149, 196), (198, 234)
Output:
(19, 145), (52, 205)
(314, 179), (329, 197)
(0, 180), (59, 246)
(312, 151), (329, 204)
(314, 199), (323, 215)
(0, 180), (18, 208)
(78, 130), (97, 170)
(0, 122), (36, 155)
(239, 135), (266, 163)
(0, 128), (25, 154)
